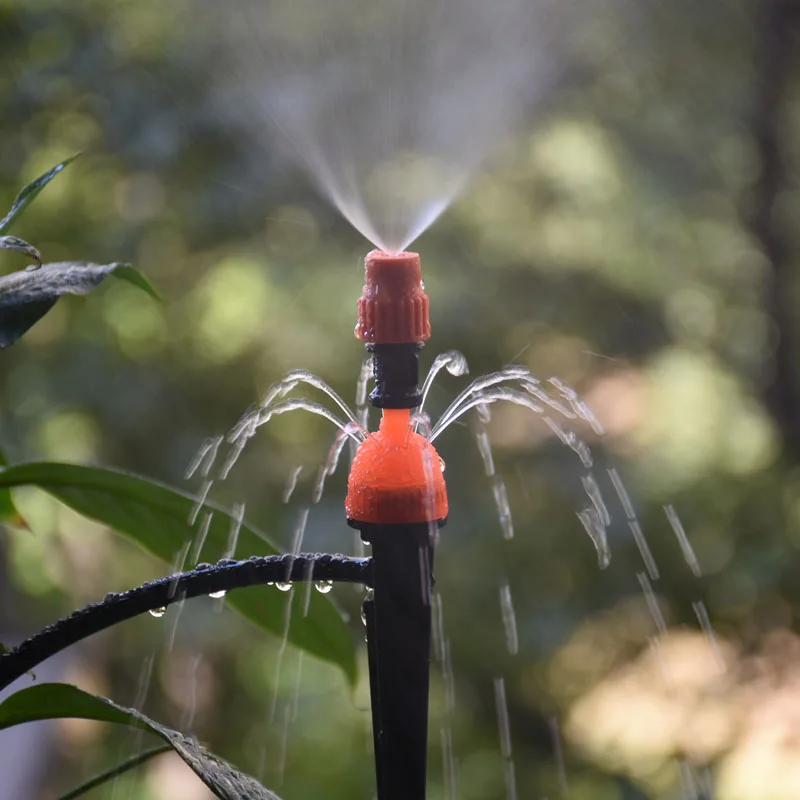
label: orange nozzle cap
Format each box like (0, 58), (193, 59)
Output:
(355, 250), (431, 344)
(346, 408), (448, 525)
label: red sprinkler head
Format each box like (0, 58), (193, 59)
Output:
(346, 408), (448, 525)
(355, 250), (431, 344)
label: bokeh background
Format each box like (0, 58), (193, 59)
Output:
(1, 0), (800, 798)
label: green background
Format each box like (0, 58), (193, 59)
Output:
(1, 0), (800, 798)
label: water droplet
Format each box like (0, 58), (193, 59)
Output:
(475, 430), (495, 476)
(439, 456), (446, 472)
(282, 465), (303, 504)
(149, 607), (166, 618)
(664, 504), (701, 577)
(209, 590), (227, 599)
(360, 589), (374, 626)
(275, 581), (293, 592)
(362, 540), (371, 546)
(576, 507), (611, 569)
(492, 477), (514, 540)
(499, 581), (519, 655)
(446, 351), (469, 377)
(315, 580), (334, 594)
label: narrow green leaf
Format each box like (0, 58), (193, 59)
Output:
(0, 447), (25, 527)
(57, 745), (171, 800)
(0, 154), (80, 235)
(0, 262), (161, 350)
(0, 236), (41, 266)
(0, 484), (16, 523)
(0, 462), (356, 683)
(0, 683), (131, 729)
(109, 263), (163, 301)
(0, 683), (281, 800)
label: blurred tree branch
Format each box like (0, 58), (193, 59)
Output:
(749, 0), (800, 457)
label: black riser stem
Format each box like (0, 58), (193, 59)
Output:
(357, 521), (435, 800)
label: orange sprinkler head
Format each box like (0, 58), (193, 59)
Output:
(355, 250), (431, 344)
(346, 408), (448, 525)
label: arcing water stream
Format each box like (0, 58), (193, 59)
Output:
(176, 339), (703, 796)
(130, 311), (720, 800)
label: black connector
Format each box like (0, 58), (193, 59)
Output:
(368, 343), (423, 409)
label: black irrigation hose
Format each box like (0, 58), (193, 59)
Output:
(0, 553), (372, 691)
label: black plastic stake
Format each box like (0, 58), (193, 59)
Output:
(354, 520), (437, 800)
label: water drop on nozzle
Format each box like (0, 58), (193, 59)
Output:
(314, 580), (334, 594)
(209, 590), (227, 599)
(360, 587), (374, 626)
(149, 607), (166, 618)
(446, 352), (469, 377)
(275, 581), (292, 592)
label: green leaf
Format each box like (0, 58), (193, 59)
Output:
(109, 263), (162, 301)
(0, 447), (25, 527)
(0, 683), (132, 729)
(0, 262), (160, 350)
(57, 745), (171, 800)
(0, 154), (80, 235)
(0, 236), (41, 266)
(0, 462), (356, 683)
(0, 683), (282, 800)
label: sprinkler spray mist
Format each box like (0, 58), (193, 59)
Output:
(346, 250), (446, 800)
(203, 0), (593, 255)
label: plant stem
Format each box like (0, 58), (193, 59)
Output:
(56, 745), (172, 800)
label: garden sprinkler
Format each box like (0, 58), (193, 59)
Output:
(0, 249), (449, 800)
(346, 250), (448, 800)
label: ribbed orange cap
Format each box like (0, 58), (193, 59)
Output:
(355, 250), (431, 344)
(346, 409), (448, 524)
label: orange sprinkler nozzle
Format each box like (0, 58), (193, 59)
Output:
(355, 250), (431, 344)
(346, 408), (448, 525)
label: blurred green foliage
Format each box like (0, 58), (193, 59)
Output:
(1, 0), (800, 798)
